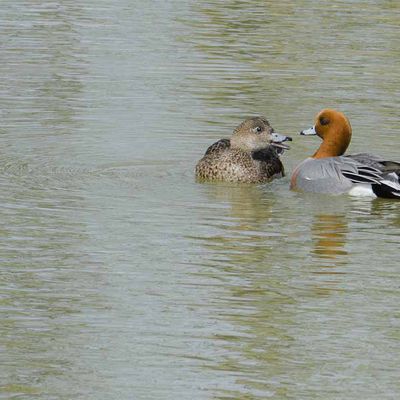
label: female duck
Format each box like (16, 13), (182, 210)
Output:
(195, 117), (292, 183)
(291, 109), (400, 198)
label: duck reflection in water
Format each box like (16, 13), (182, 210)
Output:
(311, 214), (348, 270)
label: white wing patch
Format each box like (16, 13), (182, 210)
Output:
(348, 184), (376, 197)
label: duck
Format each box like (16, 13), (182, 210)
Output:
(195, 116), (292, 183)
(291, 109), (400, 198)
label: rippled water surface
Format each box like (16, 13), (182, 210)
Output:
(1, 1), (400, 399)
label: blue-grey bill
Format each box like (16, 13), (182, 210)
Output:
(271, 132), (292, 150)
(300, 126), (317, 135)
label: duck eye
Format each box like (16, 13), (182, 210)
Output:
(320, 117), (330, 126)
(252, 126), (263, 133)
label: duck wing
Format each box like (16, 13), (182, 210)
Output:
(340, 155), (383, 184)
(346, 153), (400, 171)
(344, 153), (400, 198)
(204, 139), (231, 156)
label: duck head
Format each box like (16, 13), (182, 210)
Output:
(230, 116), (292, 154)
(300, 109), (352, 158)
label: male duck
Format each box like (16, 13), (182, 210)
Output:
(195, 117), (292, 183)
(291, 109), (400, 198)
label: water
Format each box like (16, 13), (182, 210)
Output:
(0, 1), (399, 399)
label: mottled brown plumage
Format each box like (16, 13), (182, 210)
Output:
(195, 117), (291, 183)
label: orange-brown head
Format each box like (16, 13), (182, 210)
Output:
(300, 109), (352, 158)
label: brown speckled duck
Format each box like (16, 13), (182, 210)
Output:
(195, 117), (292, 183)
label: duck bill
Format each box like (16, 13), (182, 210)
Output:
(300, 125), (317, 135)
(270, 132), (292, 151)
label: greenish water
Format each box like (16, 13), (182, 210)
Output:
(1, 1), (399, 399)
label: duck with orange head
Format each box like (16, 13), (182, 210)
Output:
(291, 109), (400, 199)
